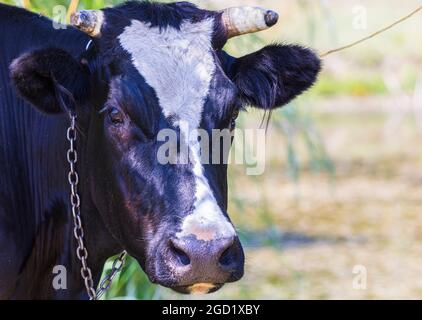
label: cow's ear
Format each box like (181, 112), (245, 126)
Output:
(10, 47), (89, 114)
(226, 44), (321, 110)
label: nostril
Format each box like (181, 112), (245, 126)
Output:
(174, 247), (191, 266)
(219, 247), (234, 267)
(218, 240), (237, 268)
(169, 240), (191, 266)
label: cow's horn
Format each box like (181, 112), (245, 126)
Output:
(70, 10), (104, 37)
(221, 7), (279, 38)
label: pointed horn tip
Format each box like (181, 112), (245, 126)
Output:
(221, 7), (280, 39)
(264, 10), (279, 27)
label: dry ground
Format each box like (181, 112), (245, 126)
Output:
(217, 95), (422, 300)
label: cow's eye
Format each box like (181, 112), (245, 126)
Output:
(108, 108), (124, 125)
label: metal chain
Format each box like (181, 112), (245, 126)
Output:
(96, 251), (127, 300)
(67, 114), (127, 300)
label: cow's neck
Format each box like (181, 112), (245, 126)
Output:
(62, 124), (123, 299)
(14, 120), (122, 300)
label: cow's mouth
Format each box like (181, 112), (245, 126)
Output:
(172, 283), (224, 295)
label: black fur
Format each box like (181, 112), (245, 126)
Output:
(0, 3), (115, 300)
(229, 44), (321, 109)
(110, 1), (213, 29)
(10, 48), (89, 114)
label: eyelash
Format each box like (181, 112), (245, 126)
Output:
(230, 109), (240, 128)
(99, 106), (110, 114)
(100, 106), (125, 125)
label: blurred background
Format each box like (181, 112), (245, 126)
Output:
(2, 0), (422, 299)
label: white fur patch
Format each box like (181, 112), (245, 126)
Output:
(119, 18), (215, 129)
(179, 140), (235, 241)
(119, 18), (235, 241)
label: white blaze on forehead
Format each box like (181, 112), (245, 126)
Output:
(119, 18), (215, 129)
(119, 18), (235, 241)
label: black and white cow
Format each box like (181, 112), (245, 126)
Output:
(0, 1), (321, 299)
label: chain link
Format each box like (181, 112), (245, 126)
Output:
(96, 251), (128, 300)
(67, 114), (127, 300)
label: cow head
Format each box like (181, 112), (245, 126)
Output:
(10, 1), (320, 294)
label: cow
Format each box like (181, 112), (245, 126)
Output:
(0, 1), (321, 299)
